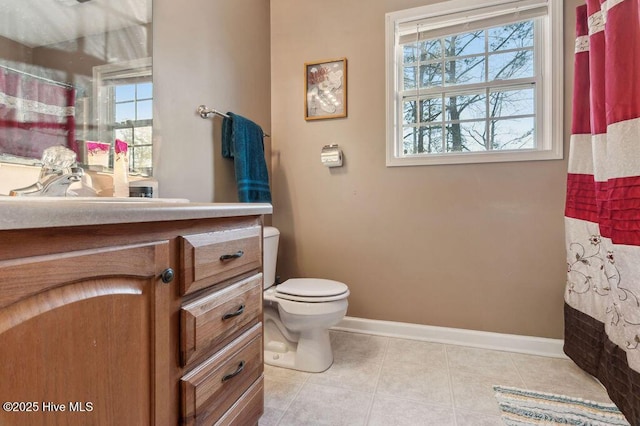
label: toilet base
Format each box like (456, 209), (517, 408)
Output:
(264, 327), (334, 373)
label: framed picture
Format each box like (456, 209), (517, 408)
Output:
(304, 58), (347, 120)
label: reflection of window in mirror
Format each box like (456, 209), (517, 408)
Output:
(94, 57), (152, 176)
(113, 82), (153, 176)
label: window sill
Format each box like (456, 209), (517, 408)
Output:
(386, 148), (563, 167)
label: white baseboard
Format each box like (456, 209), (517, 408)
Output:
(332, 316), (567, 359)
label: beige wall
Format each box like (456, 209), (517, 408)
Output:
(270, 0), (581, 339)
(153, 0), (271, 202)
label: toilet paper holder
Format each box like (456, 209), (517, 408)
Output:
(321, 144), (343, 168)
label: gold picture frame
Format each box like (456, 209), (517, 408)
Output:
(304, 58), (347, 120)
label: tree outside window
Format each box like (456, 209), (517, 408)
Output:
(401, 21), (535, 156)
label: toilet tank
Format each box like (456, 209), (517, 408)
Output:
(263, 226), (280, 289)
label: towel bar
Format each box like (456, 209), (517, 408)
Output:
(197, 105), (270, 137)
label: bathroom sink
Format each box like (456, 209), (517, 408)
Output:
(0, 196), (190, 203)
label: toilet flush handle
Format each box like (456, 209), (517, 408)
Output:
(220, 250), (244, 261)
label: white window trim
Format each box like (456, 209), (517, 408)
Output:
(93, 57), (152, 148)
(385, 0), (563, 167)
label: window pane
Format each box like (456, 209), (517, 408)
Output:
(489, 21), (534, 52)
(115, 128), (133, 143)
(418, 39), (442, 60)
(403, 126), (443, 154)
(420, 97), (443, 122)
(490, 117), (535, 150)
(137, 100), (153, 120)
(131, 145), (153, 170)
(137, 82), (152, 99)
(446, 92), (485, 121)
(402, 126), (419, 154)
(419, 63), (443, 88)
(446, 31), (484, 57)
(488, 50), (534, 80)
(133, 126), (152, 146)
(404, 66), (416, 90)
(445, 56), (485, 86)
(420, 126), (444, 153)
(446, 121), (486, 152)
(403, 44), (417, 64)
(403, 101), (417, 125)
(490, 88), (534, 117)
(115, 85), (135, 102)
(115, 102), (135, 122)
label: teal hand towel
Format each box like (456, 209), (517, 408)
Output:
(221, 112), (272, 203)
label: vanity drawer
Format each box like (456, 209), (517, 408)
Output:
(181, 223), (261, 296)
(181, 324), (263, 426)
(181, 274), (263, 367)
(214, 375), (264, 426)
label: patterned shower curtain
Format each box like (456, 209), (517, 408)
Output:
(0, 66), (76, 159)
(564, 1), (640, 424)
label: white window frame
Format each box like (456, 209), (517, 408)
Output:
(93, 57), (153, 174)
(385, 0), (563, 167)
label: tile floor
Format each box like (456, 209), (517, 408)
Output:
(259, 330), (612, 426)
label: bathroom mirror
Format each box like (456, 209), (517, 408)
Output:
(0, 0), (153, 175)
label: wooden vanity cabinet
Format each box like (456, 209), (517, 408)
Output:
(0, 214), (265, 426)
(0, 240), (172, 426)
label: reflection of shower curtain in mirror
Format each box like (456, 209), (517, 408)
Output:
(0, 66), (75, 159)
(564, 2), (640, 424)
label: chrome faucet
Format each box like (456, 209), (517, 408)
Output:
(10, 146), (85, 197)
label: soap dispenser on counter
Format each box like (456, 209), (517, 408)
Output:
(113, 139), (129, 197)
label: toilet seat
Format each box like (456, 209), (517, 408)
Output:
(275, 278), (350, 303)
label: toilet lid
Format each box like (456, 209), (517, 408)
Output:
(275, 278), (348, 298)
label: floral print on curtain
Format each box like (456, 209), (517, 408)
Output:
(0, 66), (76, 159)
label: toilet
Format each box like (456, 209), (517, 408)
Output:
(263, 226), (349, 373)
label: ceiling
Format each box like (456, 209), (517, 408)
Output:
(0, 0), (151, 48)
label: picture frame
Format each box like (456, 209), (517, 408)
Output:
(304, 58), (347, 121)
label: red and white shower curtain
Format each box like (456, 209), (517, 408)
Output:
(0, 66), (76, 159)
(564, 0), (640, 423)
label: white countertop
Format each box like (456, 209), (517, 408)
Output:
(0, 197), (273, 230)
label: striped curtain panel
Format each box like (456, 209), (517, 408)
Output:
(564, 1), (640, 424)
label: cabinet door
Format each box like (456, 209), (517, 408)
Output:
(0, 241), (172, 426)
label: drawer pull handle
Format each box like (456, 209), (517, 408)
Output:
(222, 304), (245, 320)
(220, 250), (244, 261)
(221, 361), (245, 382)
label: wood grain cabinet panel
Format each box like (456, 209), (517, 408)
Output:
(181, 273), (263, 367)
(181, 324), (263, 426)
(215, 375), (264, 426)
(0, 241), (171, 426)
(181, 222), (262, 296)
